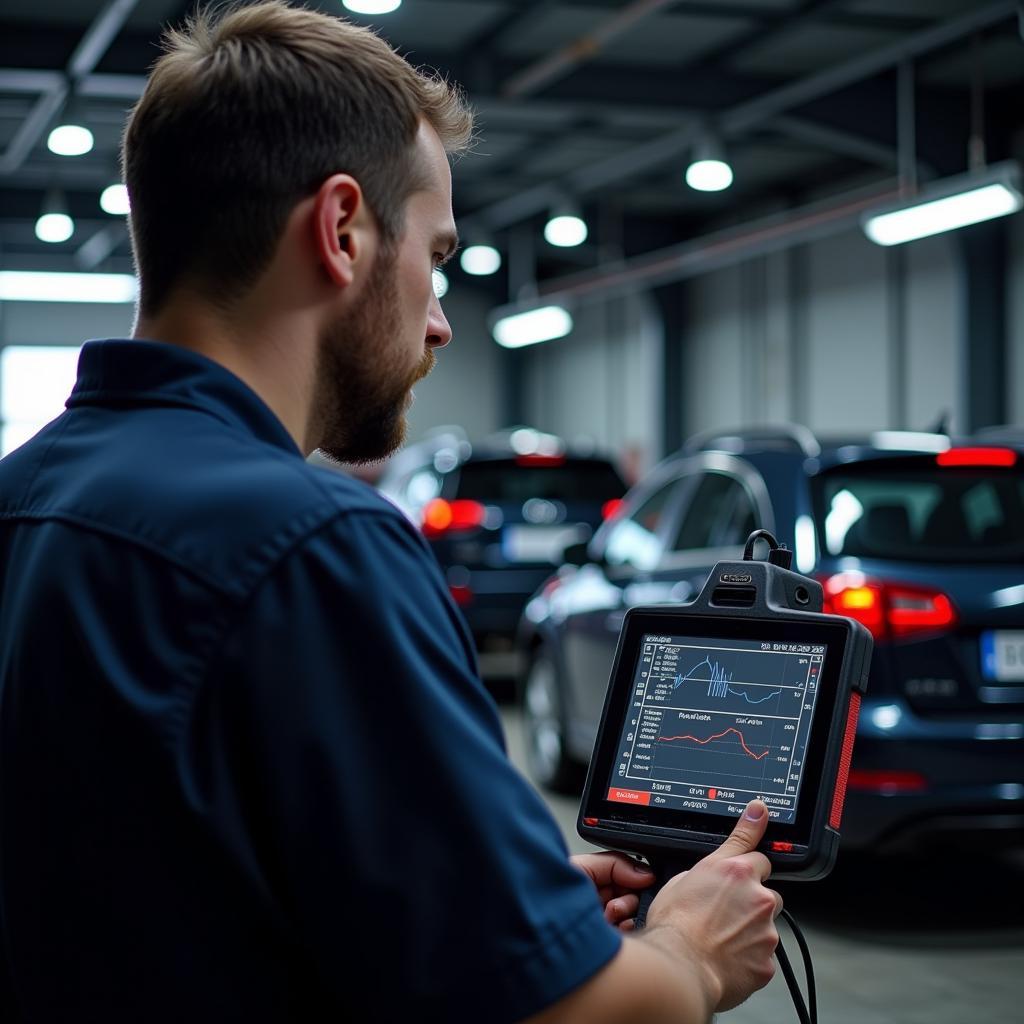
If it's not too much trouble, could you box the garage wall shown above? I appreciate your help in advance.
[680,227,963,440]
[0,300,135,347]
[0,282,505,448]
[404,282,503,443]
[519,291,663,479]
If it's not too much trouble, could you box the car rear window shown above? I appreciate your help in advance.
[454,459,625,504]
[812,461,1024,563]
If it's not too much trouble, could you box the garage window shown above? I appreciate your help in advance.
[0,345,82,457]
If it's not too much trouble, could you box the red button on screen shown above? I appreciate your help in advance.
[607,788,651,806]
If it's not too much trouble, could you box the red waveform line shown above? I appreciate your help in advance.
[658,726,770,761]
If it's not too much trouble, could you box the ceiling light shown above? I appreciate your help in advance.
[862,161,1023,246]
[100,183,130,216]
[35,192,73,244]
[686,134,733,192]
[47,123,94,157]
[342,0,402,13]
[0,271,138,303]
[492,305,573,349]
[432,268,449,298]
[35,213,74,244]
[544,207,588,248]
[460,244,501,276]
[686,158,733,192]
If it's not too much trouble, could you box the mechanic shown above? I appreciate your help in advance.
[0,3,781,1021]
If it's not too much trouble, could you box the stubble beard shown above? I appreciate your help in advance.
[313,250,436,465]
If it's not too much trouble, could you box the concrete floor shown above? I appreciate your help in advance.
[500,705,1024,1024]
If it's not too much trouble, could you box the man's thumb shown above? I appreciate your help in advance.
[708,800,769,859]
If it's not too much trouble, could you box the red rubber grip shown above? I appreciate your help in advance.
[829,692,861,830]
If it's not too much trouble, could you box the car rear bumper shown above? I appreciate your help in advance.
[838,705,1024,849]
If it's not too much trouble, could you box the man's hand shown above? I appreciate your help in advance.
[645,800,782,1012]
[571,851,655,931]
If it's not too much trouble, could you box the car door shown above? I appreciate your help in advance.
[560,470,689,745]
[655,464,768,592]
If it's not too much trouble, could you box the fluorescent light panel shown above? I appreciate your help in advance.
[0,271,138,303]
[863,162,1024,246]
[492,305,573,349]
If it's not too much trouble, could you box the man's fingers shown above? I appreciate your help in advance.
[607,854,656,890]
[705,799,769,861]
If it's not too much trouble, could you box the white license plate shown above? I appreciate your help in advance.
[981,631,1024,682]
[502,525,581,564]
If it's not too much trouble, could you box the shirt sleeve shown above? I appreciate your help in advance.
[187,507,621,1023]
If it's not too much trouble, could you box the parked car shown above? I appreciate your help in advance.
[378,427,627,678]
[517,425,1024,852]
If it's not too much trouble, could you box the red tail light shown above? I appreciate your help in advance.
[601,498,624,520]
[847,770,927,794]
[422,499,486,538]
[448,584,474,606]
[819,573,957,642]
[936,447,1017,468]
[515,454,566,467]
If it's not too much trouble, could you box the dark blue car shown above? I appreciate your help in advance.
[517,426,1024,851]
[378,427,626,678]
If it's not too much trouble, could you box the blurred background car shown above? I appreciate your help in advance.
[516,425,1024,854]
[377,426,626,684]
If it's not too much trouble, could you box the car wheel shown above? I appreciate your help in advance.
[522,648,585,794]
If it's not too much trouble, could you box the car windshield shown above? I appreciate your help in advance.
[812,460,1024,563]
[455,459,625,503]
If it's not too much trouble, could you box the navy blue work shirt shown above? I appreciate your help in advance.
[0,339,620,1023]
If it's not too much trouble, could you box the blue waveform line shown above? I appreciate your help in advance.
[673,656,782,705]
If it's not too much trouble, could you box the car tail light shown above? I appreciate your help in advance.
[448,584,474,606]
[819,573,957,642]
[515,454,566,467]
[601,498,624,520]
[936,447,1017,468]
[422,498,486,538]
[847,770,927,794]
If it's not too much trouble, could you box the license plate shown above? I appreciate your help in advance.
[502,525,581,564]
[980,631,1024,682]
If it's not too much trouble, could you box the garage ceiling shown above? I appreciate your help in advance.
[1,0,1022,287]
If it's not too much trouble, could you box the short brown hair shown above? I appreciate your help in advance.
[123,0,472,316]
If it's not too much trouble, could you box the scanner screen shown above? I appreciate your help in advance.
[605,634,827,825]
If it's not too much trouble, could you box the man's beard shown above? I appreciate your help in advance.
[312,254,436,465]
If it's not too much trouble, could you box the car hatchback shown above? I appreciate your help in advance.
[517,427,1024,853]
[378,427,626,677]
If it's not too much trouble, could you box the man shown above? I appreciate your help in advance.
[0,3,781,1021]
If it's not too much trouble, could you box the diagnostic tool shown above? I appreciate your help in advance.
[578,531,872,882]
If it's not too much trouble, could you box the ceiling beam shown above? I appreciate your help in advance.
[0,0,140,174]
[462,0,1018,233]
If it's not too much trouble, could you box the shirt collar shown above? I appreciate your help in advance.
[67,339,301,456]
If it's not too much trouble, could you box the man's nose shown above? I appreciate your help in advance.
[427,292,452,349]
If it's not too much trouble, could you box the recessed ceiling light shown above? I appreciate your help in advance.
[342,0,402,13]
[100,183,130,216]
[544,213,587,248]
[460,244,501,276]
[47,124,94,157]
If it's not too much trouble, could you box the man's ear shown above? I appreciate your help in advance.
[311,174,373,289]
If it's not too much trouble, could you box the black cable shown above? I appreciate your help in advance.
[742,529,780,560]
[780,907,817,1024]
[636,880,817,1024]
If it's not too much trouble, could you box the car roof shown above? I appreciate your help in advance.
[671,425,1024,474]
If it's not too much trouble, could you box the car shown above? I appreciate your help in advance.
[516,425,1024,853]
[377,426,627,679]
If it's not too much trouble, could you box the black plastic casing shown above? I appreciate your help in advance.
[577,559,872,881]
